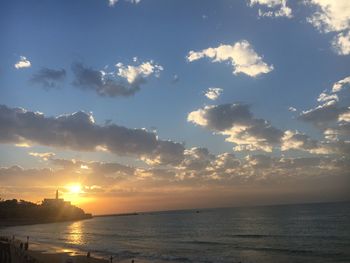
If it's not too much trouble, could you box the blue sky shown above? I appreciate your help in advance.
[0,0,349,213]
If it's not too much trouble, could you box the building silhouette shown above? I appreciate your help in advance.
[42,189,71,207]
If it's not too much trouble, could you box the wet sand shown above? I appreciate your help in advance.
[7,238,164,263]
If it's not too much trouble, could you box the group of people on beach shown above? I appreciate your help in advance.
[0,235,38,263]
[0,235,35,263]
[0,236,12,263]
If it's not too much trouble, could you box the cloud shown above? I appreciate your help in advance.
[332,31,350,55]
[179,147,215,171]
[305,0,350,55]
[49,158,136,179]
[297,76,350,156]
[281,130,326,153]
[339,109,350,122]
[72,61,162,97]
[332,75,350,92]
[188,104,283,152]
[30,68,66,89]
[171,74,179,84]
[317,92,339,102]
[0,104,184,165]
[109,0,118,5]
[288,106,297,112]
[299,76,350,127]
[187,103,346,155]
[249,0,292,18]
[1,153,349,203]
[29,152,56,161]
[299,100,346,127]
[116,61,163,84]
[14,56,31,69]
[204,87,223,100]
[129,0,141,3]
[187,40,273,77]
[306,0,350,33]
[108,0,141,6]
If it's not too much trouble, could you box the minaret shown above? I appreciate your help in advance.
[56,189,58,200]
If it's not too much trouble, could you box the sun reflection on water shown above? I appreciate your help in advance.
[66,221,84,245]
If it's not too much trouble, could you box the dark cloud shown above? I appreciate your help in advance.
[298,101,347,127]
[0,104,184,165]
[204,104,253,130]
[180,147,215,171]
[299,77,350,129]
[72,63,140,97]
[71,61,163,97]
[188,103,284,152]
[30,68,66,89]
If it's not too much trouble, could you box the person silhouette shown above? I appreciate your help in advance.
[25,236,29,250]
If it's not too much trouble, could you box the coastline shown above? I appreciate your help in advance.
[2,236,165,263]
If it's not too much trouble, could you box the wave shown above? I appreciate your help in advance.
[183,240,227,246]
[226,234,350,240]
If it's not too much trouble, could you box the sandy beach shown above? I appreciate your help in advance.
[1,237,160,263]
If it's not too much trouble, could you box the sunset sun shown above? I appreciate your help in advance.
[67,184,82,195]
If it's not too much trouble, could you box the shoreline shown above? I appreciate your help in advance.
[2,236,165,263]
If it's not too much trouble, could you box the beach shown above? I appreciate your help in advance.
[1,236,160,263]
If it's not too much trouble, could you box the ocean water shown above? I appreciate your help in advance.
[1,202,350,263]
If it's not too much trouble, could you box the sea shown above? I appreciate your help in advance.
[1,202,350,263]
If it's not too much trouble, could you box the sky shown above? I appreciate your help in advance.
[0,0,350,215]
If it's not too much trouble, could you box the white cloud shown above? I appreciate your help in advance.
[116,61,163,84]
[187,106,210,127]
[249,0,292,18]
[205,87,223,100]
[306,0,350,33]
[281,130,323,153]
[187,40,273,77]
[108,0,141,6]
[109,0,118,6]
[332,75,350,92]
[288,106,297,112]
[29,152,56,161]
[14,56,31,69]
[339,109,350,122]
[332,31,350,55]
[305,0,350,55]
[317,92,339,102]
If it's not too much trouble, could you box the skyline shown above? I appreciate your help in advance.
[1,0,350,214]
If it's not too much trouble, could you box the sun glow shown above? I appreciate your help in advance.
[63,184,91,205]
[68,184,82,194]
